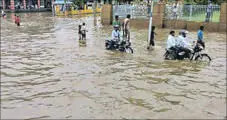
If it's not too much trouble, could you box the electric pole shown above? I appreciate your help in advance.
[147,0,154,48]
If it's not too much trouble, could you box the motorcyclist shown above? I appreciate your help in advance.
[112,25,120,42]
[177,30,192,58]
[166,31,177,51]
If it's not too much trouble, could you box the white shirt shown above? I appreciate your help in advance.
[207,3,212,13]
[173,6,178,13]
[166,35,176,49]
[112,30,120,40]
[177,35,190,48]
[176,35,184,46]
[81,25,86,31]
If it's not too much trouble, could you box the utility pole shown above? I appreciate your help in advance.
[94,0,97,14]
[52,0,55,16]
[64,0,66,14]
[147,0,154,48]
[93,0,97,26]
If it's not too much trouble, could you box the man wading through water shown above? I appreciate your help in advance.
[122,14,131,42]
[113,15,121,31]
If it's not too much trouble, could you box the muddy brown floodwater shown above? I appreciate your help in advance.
[1,12,226,119]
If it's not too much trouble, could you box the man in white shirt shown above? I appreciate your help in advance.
[112,25,120,41]
[177,30,191,47]
[166,31,177,50]
[177,30,191,58]
[81,23,87,40]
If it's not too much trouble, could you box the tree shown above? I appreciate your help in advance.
[72,0,82,6]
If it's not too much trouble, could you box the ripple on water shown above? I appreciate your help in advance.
[1,13,226,119]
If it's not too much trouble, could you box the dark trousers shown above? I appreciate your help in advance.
[205,12,212,22]
[78,32,82,40]
[149,39,155,46]
[197,40,205,49]
[169,46,177,51]
[179,47,191,58]
[81,31,86,40]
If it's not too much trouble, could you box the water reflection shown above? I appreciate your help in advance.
[1,12,226,119]
[79,40,87,47]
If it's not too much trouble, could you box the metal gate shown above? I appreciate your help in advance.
[164,4,220,22]
[113,5,149,19]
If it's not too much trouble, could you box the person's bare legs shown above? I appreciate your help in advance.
[127,30,130,42]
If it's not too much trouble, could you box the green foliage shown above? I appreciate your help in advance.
[72,0,81,6]
[185,0,226,5]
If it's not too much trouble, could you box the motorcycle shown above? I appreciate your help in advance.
[164,43,211,62]
[105,39,134,54]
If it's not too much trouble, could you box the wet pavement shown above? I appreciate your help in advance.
[1,12,226,119]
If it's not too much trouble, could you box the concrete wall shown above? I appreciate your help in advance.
[162,20,224,32]
[219,3,227,32]
[152,4,165,28]
[117,19,149,29]
[101,4,113,25]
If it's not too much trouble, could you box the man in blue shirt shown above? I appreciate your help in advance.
[197,26,205,49]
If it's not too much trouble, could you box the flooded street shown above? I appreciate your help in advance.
[1,12,226,119]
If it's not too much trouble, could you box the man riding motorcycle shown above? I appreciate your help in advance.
[107,25,121,48]
[176,30,192,58]
[166,31,177,51]
[112,25,120,42]
[105,24,133,53]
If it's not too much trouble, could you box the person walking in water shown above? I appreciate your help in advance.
[15,15,20,26]
[78,24,82,40]
[14,14,17,24]
[122,14,131,42]
[113,15,121,31]
[147,26,157,49]
[197,26,205,49]
[81,23,87,40]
